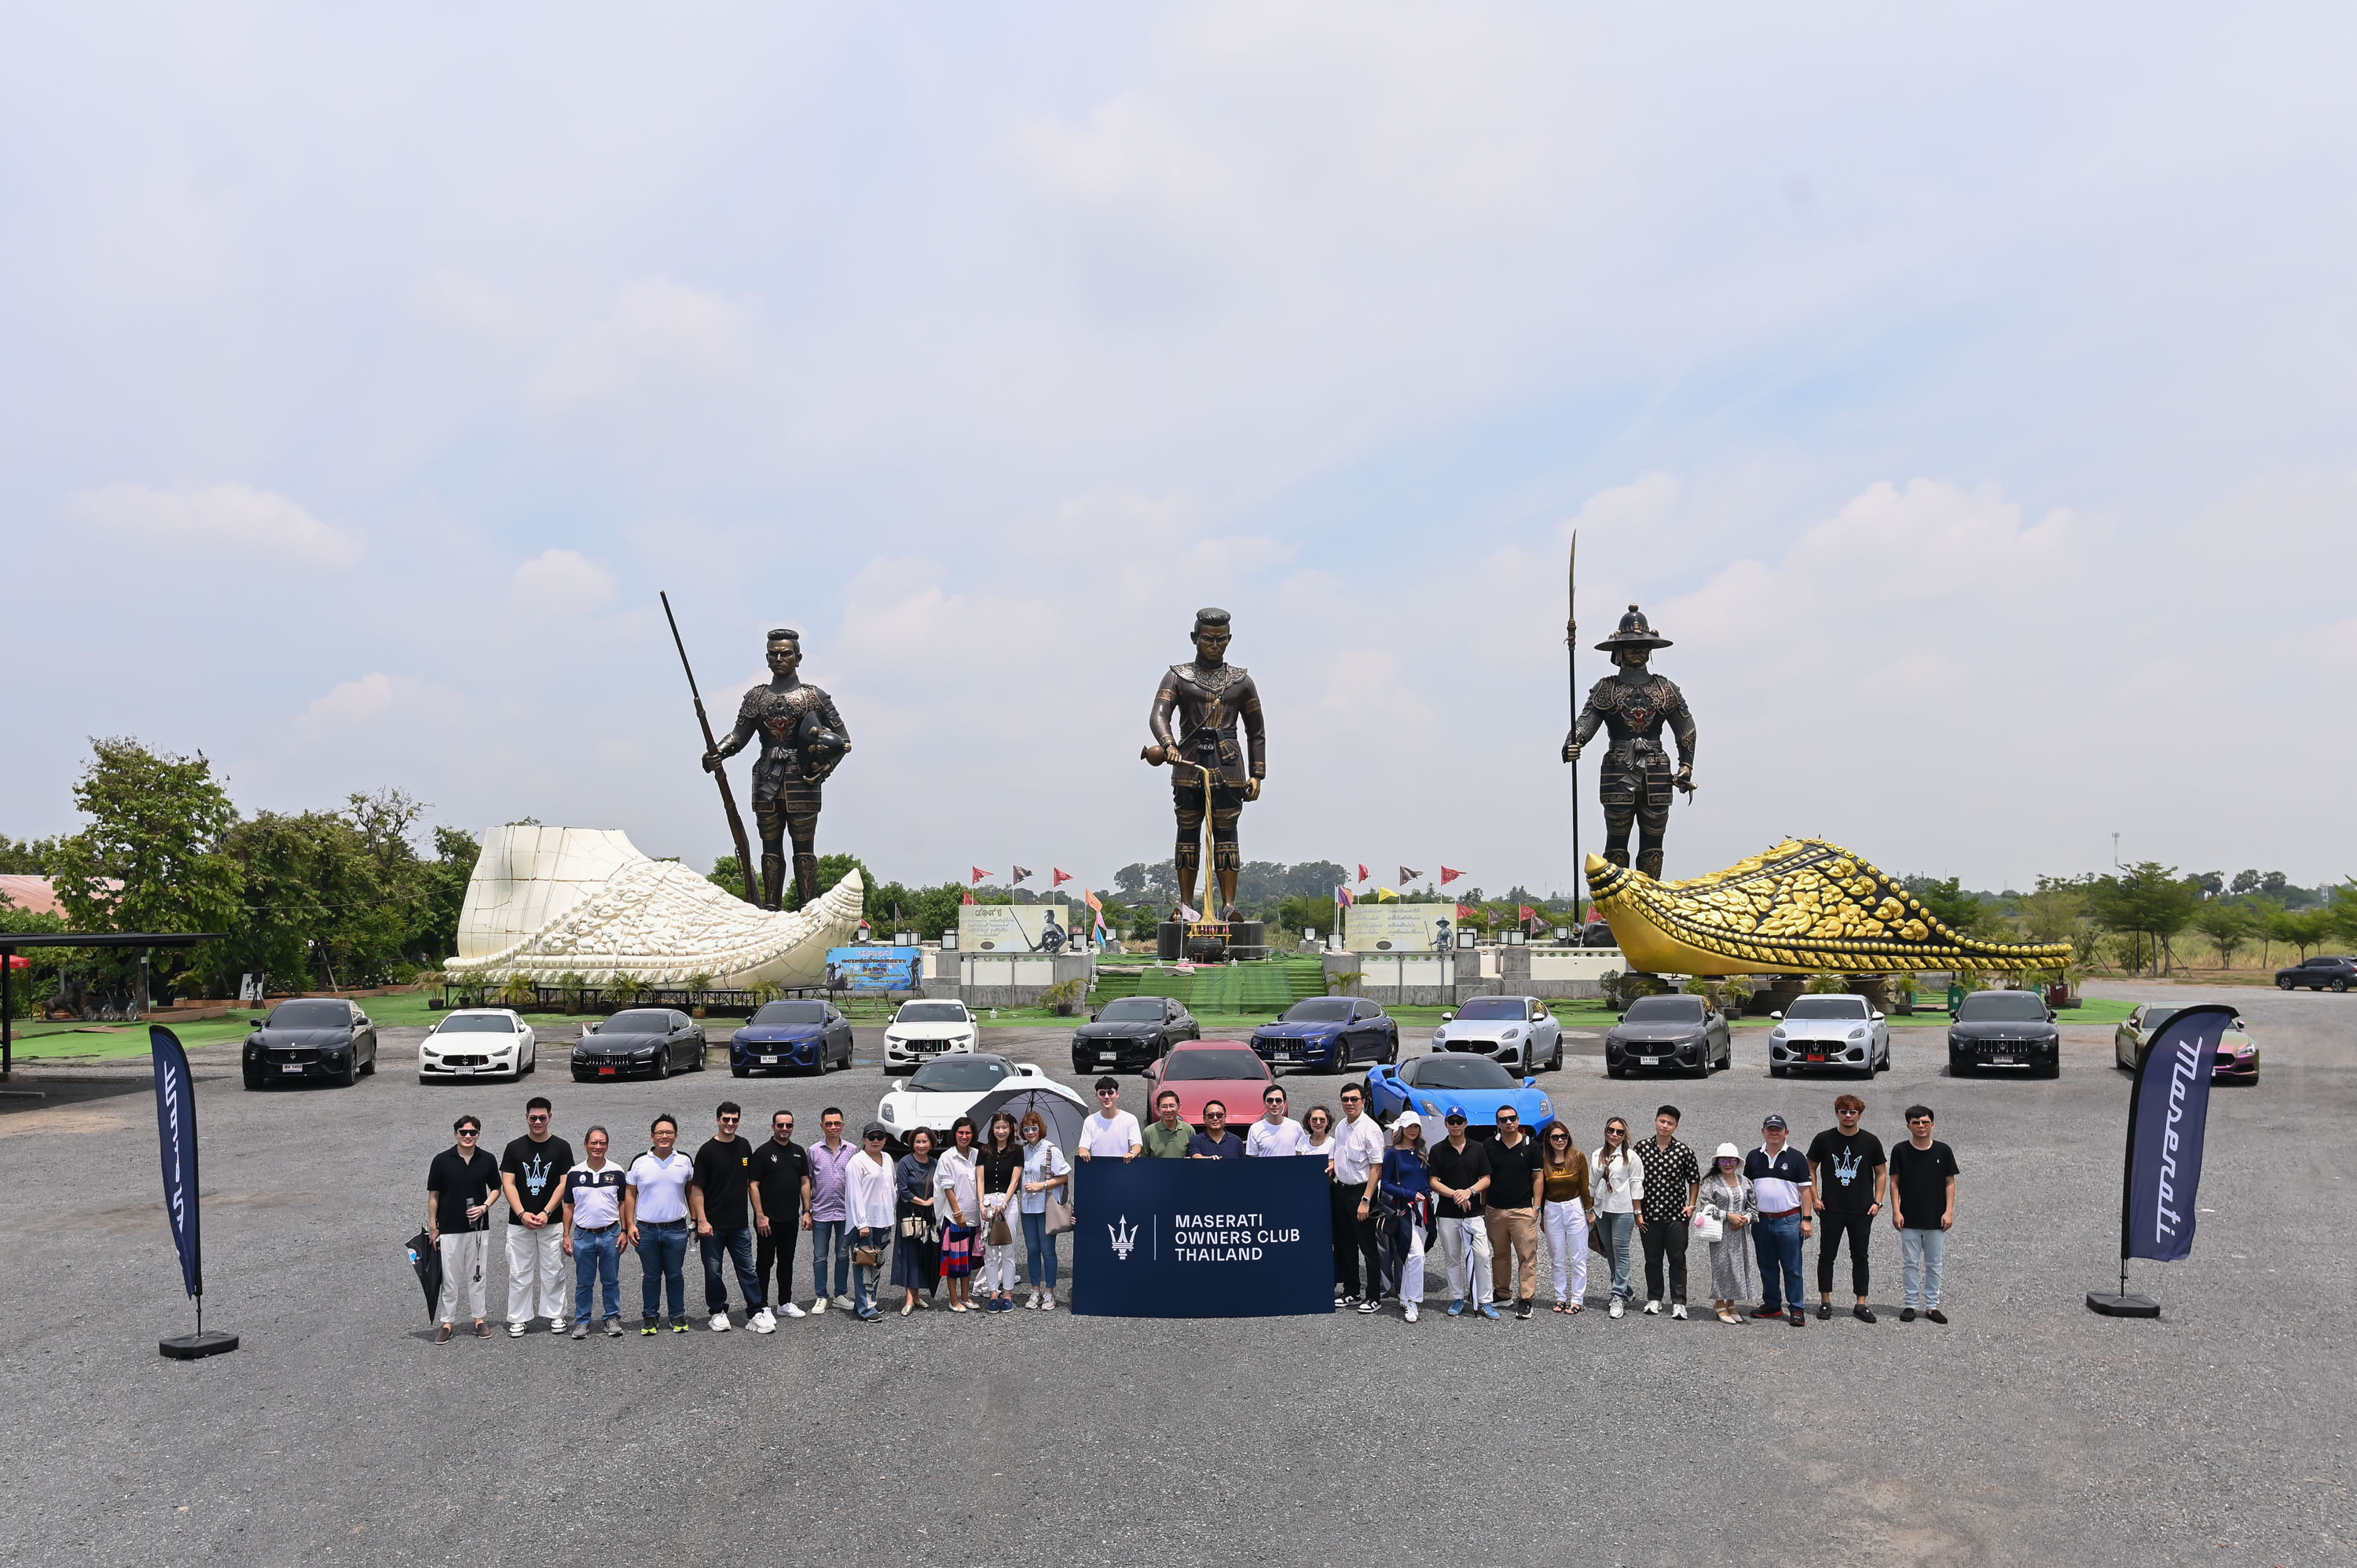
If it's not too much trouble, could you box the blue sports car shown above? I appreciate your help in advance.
[1249,997,1399,1075]
[730,998,855,1077]
[1364,1053,1551,1139]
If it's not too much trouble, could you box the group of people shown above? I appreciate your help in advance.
[421,1083,1959,1338]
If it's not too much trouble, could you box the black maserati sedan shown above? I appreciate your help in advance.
[1604,993,1732,1079]
[243,997,379,1090]
[572,1009,709,1082]
[1946,989,2061,1077]
[1072,995,1200,1073]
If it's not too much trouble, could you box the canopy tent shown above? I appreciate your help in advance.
[0,932,222,1075]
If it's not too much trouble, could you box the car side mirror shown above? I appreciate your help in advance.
[1089,1012,1100,1022]
[1769,1010,1783,1020]
[1870,1011,1885,1022]
[1523,1076,1538,1088]
[1439,1011,1454,1023]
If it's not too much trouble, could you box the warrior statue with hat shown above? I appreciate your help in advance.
[1560,604,1695,879]
[1142,607,1266,920]
[704,625,851,910]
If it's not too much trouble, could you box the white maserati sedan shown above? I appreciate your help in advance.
[875,1053,1087,1155]
[420,1007,538,1083]
[882,998,981,1074]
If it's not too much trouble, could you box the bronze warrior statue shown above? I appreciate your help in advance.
[1560,604,1695,880]
[1142,607,1266,920]
[704,626,850,910]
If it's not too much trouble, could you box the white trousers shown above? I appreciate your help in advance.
[1436,1216,1493,1305]
[981,1198,1019,1293]
[506,1222,568,1324]
[437,1231,488,1324]
[1397,1221,1427,1305]
[1544,1200,1590,1305]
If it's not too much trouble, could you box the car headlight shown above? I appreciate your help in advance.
[1770,1028,1785,1040]
[1538,1096,1552,1118]
[1420,1099,1441,1116]
[1848,1028,1867,1041]
[1503,1028,1521,1040]
[881,1103,896,1123]
[1431,1029,1445,1043]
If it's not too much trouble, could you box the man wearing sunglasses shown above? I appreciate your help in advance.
[1332,1085,1387,1311]
[690,1102,766,1333]
[427,1115,502,1343]
[1076,1078,1143,1162]
[1245,1086,1307,1158]
[1187,1101,1244,1157]
[499,1097,574,1337]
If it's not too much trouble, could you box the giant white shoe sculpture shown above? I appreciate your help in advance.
[442,824,861,988]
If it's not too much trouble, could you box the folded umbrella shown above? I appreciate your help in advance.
[405,1229,442,1323]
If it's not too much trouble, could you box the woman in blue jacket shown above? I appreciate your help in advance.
[1379,1118,1434,1322]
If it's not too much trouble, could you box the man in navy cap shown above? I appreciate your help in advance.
[1745,1114,1814,1325]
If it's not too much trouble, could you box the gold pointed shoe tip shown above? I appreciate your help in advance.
[1582,838,2073,976]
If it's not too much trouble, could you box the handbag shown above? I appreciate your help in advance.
[987,1211,1013,1247]
[1588,1215,1610,1257]
[1042,1192,1075,1236]
[852,1240,882,1269]
[898,1213,933,1241]
[1692,1204,1724,1244]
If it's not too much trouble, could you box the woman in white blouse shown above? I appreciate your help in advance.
[934,1116,982,1313]
[845,1123,899,1323]
[1593,1117,1642,1319]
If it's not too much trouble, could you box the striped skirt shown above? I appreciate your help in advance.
[940,1224,977,1278]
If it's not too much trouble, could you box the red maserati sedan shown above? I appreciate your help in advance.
[1142,1040,1278,1129]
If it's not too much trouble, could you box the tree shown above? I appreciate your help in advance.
[0,833,64,874]
[2244,895,2286,966]
[2190,900,2252,969]
[2088,863,2200,975]
[2281,909,2332,962]
[1905,876,1989,935]
[47,738,241,990]
[2017,876,2091,950]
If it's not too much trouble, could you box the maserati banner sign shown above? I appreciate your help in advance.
[2122,1002,2232,1263]
[1071,1157,1334,1317]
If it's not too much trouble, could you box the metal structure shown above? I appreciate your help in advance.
[0,932,222,1076]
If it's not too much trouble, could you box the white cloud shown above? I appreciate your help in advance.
[512,548,616,613]
[530,276,753,414]
[68,482,363,570]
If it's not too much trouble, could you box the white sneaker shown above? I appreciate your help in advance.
[750,1310,775,1334]
[1671,1302,1688,1321]
[507,1321,526,1338]
[1642,1299,1662,1316]
[1039,1294,1055,1312]
[708,1311,731,1332]
[833,1294,856,1313]
[808,1296,827,1314]
[1025,1290,1041,1310]
[779,1301,807,1319]
[1609,1299,1626,1319]
[1403,1302,1419,1323]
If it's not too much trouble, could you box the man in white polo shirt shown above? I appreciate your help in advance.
[1330,1083,1387,1311]
[621,1115,695,1335]
[563,1125,628,1338]
[1744,1112,1815,1327]
[1246,1085,1307,1157]
[1074,1078,1142,1162]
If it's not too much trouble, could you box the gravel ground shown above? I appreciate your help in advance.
[0,983,2348,1567]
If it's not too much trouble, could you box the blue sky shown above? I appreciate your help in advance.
[5,2,2353,896]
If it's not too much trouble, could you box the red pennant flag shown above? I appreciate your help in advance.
[1439,866,1464,886]
[1518,904,1538,921]
[962,890,977,905]
[1051,868,1072,887]
[971,867,988,885]
[1456,903,1478,919]
[1357,864,1369,883]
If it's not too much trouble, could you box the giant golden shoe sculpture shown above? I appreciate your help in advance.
[1586,839,2071,976]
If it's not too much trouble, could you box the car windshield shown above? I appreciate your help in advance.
[751,1002,827,1025]
[1957,991,2045,1021]
[607,1009,673,1031]
[436,1013,515,1034]
[897,1002,968,1023]
[269,1000,350,1028]
[1785,996,1868,1020]
[1622,996,1705,1022]
[1164,1049,1267,1082]
[2138,1006,2181,1033]
[907,1057,1012,1092]
[1281,999,1353,1022]
[1099,998,1165,1021]
[1454,998,1525,1021]
[1407,1057,1517,1090]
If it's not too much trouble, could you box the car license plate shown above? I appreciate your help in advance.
[1807,1053,1826,1063]
[598,1067,617,1076]
[1642,1056,1661,1066]
[280,1063,302,1073]
[761,1055,779,1064]
[1098,1053,1116,1063]
[455,1066,475,1075]
[1992,1056,2015,1065]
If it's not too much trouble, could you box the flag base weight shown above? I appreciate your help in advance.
[159,1330,240,1360]
[2084,1291,2160,1318]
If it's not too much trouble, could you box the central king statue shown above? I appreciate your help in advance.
[704,625,851,910]
[1142,606,1266,921]
[1560,603,1695,880]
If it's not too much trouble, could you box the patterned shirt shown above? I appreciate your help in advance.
[1636,1137,1701,1224]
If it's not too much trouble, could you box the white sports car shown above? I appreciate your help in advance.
[420,1007,538,1082]
[875,1053,1086,1154]
[1768,994,1890,1079]
[1430,995,1563,1074]
[883,998,980,1073]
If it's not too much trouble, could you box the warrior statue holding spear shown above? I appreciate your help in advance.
[1560,604,1696,881]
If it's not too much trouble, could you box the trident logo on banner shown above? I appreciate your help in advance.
[1109,1215,1138,1262]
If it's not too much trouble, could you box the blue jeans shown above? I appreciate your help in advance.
[636,1220,689,1320]
[852,1226,887,1317]
[700,1225,761,1315]
[809,1218,849,1299]
[1752,1213,1805,1311]
[573,1226,622,1325]
[1900,1227,1947,1307]
[1021,1209,1058,1289]
[1596,1211,1637,1300]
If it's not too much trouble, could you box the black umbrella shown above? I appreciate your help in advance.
[966,1083,1086,1158]
[405,1229,442,1322]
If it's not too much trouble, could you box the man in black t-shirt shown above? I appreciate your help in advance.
[499,1097,576,1337]
[1427,1111,1497,1319]
[1889,1105,1961,1323]
[691,1102,764,1332]
[1483,1109,1545,1317]
[1806,1094,1886,1323]
[426,1115,502,1342]
[748,1110,811,1323]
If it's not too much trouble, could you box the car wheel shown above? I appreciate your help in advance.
[2336,979,2350,993]
[2040,1057,2062,1079]
[2278,977,2294,990]
[1550,1041,1563,1072]
[336,1057,358,1087]
[361,1053,376,1077]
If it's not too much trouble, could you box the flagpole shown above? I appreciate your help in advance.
[1565,533,1582,934]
